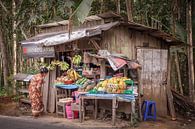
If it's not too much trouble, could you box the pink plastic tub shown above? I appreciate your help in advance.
[65,105,79,119]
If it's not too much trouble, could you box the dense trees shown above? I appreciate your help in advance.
[0,0,194,100]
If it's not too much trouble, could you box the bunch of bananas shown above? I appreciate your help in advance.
[47,60,69,71]
[67,69,81,81]
[59,62,69,71]
[72,55,82,66]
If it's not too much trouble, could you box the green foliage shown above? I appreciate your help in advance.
[133,0,171,27]
[0,88,7,97]
[176,22,187,42]
[72,0,94,25]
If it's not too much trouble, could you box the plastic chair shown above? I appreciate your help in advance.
[142,100,157,121]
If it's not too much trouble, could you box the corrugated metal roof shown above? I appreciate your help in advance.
[21,21,184,47]
[21,22,120,46]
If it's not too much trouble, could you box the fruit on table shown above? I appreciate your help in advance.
[78,80,96,92]
[54,76,70,84]
[67,69,81,81]
[93,77,130,94]
[75,77,88,85]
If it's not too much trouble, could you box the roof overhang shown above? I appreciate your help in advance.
[122,22,184,45]
[21,21,120,47]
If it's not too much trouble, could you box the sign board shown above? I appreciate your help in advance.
[22,45,55,58]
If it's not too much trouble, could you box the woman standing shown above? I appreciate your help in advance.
[29,67,48,117]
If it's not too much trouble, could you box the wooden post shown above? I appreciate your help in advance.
[100,60,106,79]
[131,100,135,125]
[94,99,98,119]
[137,68,142,120]
[112,97,117,125]
[175,52,183,95]
[124,66,128,77]
[186,0,195,102]
[82,97,85,121]
[167,49,176,120]
[79,96,82,122]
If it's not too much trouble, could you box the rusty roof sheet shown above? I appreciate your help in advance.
[21,21,184,47]
[21,22,120,46]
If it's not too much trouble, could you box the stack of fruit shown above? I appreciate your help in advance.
[72,55,82,66]
[93,77,130,94]
[75,77,88,85]
[54,76,70,85]
[67,69,81,81]
[77,80,96,92]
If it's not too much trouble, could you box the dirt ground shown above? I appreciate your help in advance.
[0,102,195,129]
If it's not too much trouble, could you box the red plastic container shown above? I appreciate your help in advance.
[64,80,74,84]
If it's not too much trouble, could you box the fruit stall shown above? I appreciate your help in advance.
[51,49,141,125]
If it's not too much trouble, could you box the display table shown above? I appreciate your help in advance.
[79,93,137,125]
[55,84,79,97]
[55,84,79,117]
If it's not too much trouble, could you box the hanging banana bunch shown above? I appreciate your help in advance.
[59,62,69,71]
[72,55,82,66]
[47,60,69,71]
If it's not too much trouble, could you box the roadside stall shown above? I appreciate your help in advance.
[19,12,183,125]
[51,49,140,125]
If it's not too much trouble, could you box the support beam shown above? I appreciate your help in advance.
[167,49,176,120]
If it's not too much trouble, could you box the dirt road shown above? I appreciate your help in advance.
[0,115,116,129]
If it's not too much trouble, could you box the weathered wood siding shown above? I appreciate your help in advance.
[101,26,169,116]
[101,26,168,59]
[137,48,168,117]
[37,20,103,35]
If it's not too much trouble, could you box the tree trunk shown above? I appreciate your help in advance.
[12,0,17,94]
[100,0,104,14]
[125,0,133,22]
[0,30,9,89]
[186,0,195,102]
[116,0,120,14]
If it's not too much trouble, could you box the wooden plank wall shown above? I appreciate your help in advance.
[38,20,103,35]
[101,27,169,116]
[47,69,56,113]
[101,26,167,59]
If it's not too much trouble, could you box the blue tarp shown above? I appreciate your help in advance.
[55,84,79,90]
[83,93,136,101]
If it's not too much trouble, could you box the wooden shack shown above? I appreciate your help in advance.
[21,12,183,117]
